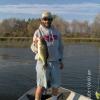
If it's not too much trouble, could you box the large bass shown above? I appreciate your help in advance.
[37,38,49,68]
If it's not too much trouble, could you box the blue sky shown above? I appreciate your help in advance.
[0,0,100,23]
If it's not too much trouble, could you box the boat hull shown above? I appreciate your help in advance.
[18,87,92,100]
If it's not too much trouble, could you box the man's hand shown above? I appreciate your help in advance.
[59,62,64,69]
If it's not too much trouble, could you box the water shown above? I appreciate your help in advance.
[0,43,99,100]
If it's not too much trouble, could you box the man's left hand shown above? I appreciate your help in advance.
[59,62,64,69]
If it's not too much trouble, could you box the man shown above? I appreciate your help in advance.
[31,11,64,100]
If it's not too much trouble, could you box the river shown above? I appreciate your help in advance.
[0,43,99,100]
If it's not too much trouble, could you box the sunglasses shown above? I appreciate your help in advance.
[42,17,53,21]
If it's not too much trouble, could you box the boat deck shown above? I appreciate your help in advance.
[18,87,92,100]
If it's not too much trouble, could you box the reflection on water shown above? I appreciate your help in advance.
[0,44,99,100]
[0,54,10,60]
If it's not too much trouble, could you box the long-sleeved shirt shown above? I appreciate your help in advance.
[31,24,63,62]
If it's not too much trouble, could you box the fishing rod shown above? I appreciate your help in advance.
[95,47,100,100]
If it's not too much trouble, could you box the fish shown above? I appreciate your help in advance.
[37,38,49,68]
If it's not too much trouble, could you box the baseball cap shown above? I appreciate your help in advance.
[41,11,53,19]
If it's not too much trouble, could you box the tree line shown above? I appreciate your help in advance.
[0,14,100,38]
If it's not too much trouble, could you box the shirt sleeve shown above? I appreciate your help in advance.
[30,30,39,53]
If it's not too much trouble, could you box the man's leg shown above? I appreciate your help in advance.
[35,61,47,100]
[50,62,61,100]
[35,86,44,100]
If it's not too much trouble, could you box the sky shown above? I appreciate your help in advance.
[0,0,100,23]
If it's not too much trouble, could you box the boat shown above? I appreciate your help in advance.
[18,87,92,100]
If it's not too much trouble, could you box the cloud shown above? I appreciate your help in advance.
[0,3,100,14]
[0,3,100,21]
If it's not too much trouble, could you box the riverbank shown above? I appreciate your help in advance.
[63,37,100,43]
[0,37,100,47]
[0,37,32,48]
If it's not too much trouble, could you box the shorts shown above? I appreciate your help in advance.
[36,60,61,88]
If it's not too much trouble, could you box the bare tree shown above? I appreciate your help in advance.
[91,14,100,37]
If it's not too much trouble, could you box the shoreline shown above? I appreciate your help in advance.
[0,37,100,48]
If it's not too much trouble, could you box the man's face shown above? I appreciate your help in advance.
[41,17,53,28]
